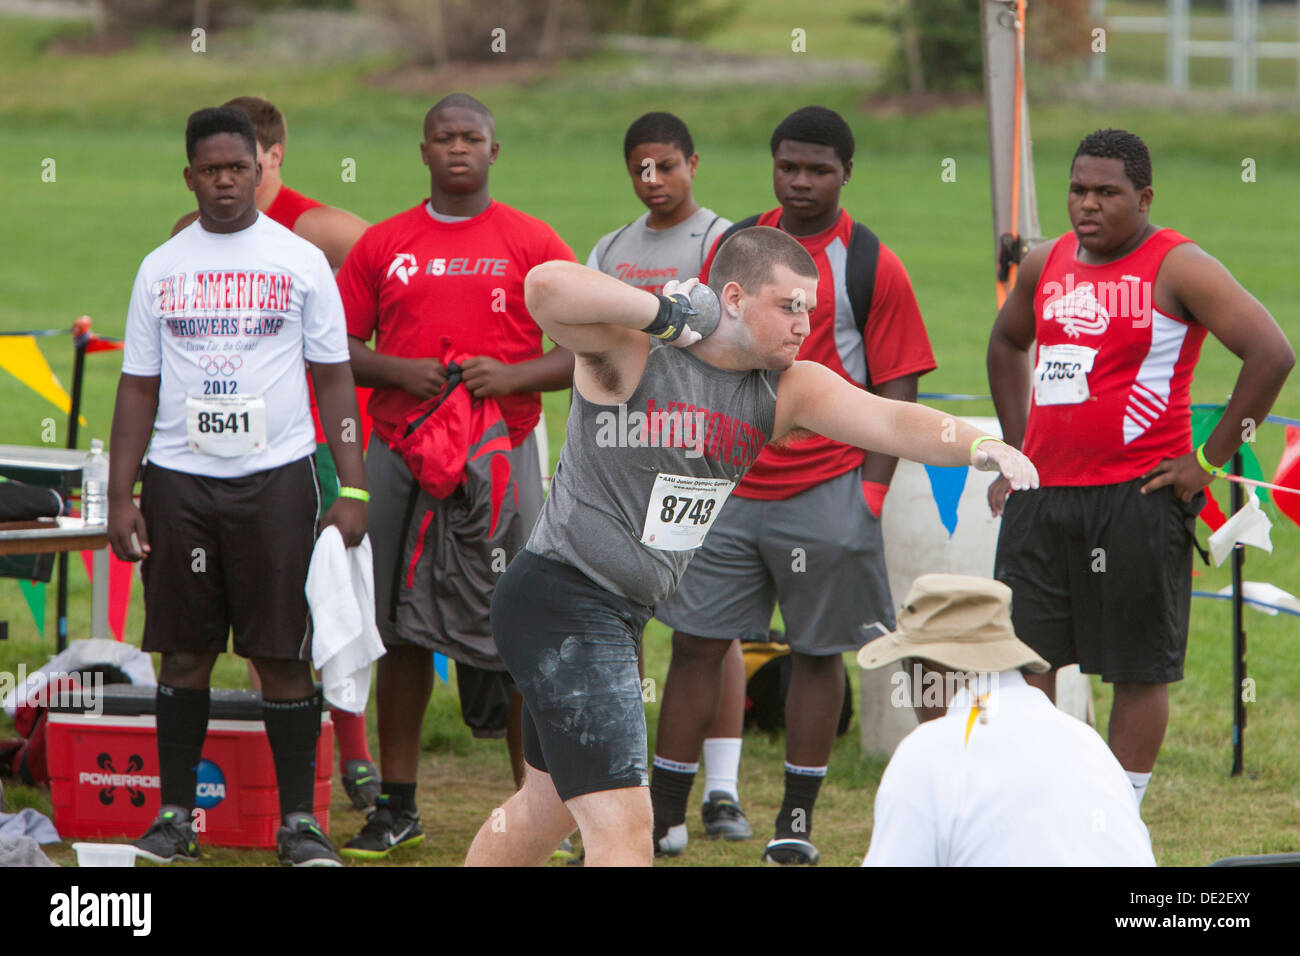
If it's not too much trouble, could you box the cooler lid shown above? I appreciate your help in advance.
[48,683,321,719]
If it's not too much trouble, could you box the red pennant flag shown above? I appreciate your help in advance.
[78,549,134,641]
[1200,485,1227,532]
[1273,425,1300,530]
[86,336,125,353]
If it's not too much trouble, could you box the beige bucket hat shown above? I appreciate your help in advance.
[856,574,1050,674]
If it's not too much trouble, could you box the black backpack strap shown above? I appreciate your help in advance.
[697,214,721,264]
[845,221,881,392]
[710,214,762,264]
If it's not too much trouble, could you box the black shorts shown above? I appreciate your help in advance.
[994,480,1202,684]
[139,457,320,661]
[492,549,652,802]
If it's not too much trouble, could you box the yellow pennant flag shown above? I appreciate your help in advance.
[0,335,86,425]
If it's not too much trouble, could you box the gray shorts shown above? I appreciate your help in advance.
[366,433,543,667]
[654,467,895,656]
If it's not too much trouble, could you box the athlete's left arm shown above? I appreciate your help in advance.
[775,361,1039,489]
[295,206,370,272]
[1139,244,1295,500]
[461,345,576,398]
[310,361,368,547]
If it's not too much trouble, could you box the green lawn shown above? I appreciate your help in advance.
[1,12,1298,866]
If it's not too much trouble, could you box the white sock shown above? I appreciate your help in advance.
[702,737,742,802]
[1126,770,1152,807]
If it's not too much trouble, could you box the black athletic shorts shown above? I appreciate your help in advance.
[994,480,1203,684]
[492,549,652,802]
[455,661,517,740]
[139,457,320,661]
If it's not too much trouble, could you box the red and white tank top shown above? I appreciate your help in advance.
[1022,228,1206,486]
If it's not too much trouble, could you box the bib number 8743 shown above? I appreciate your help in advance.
[659,495,716,525]
[196,411,252,434]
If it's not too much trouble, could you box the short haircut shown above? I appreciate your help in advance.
[185,106,257,163]
[710,226,818,298]
[770,105,855,165]
[1073,128,1152,190]
[623,111,694,161]
[425,93,494,137]
[222,96,285,150]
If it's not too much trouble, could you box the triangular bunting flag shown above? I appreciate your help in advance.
[18,580,45,636]
[79,549,134,640]
[1272,425,1300,530]
[1191,405,1268,528]
[922,464,969,538]
[0,335,87,425]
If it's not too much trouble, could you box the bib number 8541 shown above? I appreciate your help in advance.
[196,411,252,434]
[659,495,716,525]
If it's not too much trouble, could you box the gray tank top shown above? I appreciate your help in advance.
[528,342,779,606]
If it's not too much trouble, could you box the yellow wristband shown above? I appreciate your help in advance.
[338,486,370,503]
[970,435,1002,460]
[1195,444,1226,479]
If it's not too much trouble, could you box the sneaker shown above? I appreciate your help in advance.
[701,790,753,841]
[277,813,343,867]
[340,797,424,859]
[341,759,381,811]
[653,821,688,857]
[133,805,199,864]
[761,836,820,865]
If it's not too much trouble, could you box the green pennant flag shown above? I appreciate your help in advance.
[18,579,45,636]
[1191,405,1269,508]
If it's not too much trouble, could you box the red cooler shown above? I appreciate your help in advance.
[48,684,333,848]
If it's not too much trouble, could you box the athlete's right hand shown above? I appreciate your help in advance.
[401,357,448,398]
[987,474,1012,517]
[107,499,150,562]
[649,281,703,348]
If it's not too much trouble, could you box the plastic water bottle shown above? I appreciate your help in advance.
[82,439,108,526]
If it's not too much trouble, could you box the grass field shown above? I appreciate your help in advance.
[1,10,1299,867]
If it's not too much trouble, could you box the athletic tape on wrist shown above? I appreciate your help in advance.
[643,293,695,342]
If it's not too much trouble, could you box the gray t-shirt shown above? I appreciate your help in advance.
[527,342,779,606]
[586,207,731,294]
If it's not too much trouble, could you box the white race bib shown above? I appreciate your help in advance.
[640,474,735,552]
[186,394,268,457]
[1033,344,1097,406]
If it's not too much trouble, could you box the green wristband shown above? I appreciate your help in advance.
[338,486,370,503]
[1196,444,1226,479]
[970,435,1002,460]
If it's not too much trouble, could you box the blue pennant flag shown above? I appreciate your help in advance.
[923,464,969,538]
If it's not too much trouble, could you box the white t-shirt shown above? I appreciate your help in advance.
[122,214,350,478]
[863,670,1157,867]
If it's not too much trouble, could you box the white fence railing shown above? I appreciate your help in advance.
[1089,0,1300,95]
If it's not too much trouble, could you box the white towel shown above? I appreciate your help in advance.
[1208,495,1274,567]
[306,528,385,713]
